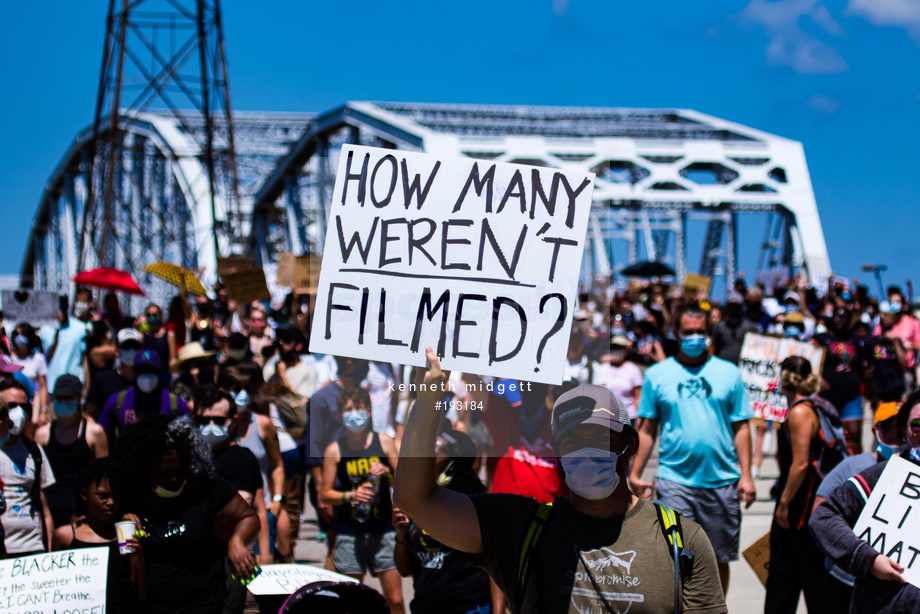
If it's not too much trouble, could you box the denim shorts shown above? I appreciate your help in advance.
[655,477,741,562]
[334,531,397,576]
[838,396,864,421]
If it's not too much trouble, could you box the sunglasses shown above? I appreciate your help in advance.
[909,420,920,432]
[7,402,30,411]
[193,415,230,426]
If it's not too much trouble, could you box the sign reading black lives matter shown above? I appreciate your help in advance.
[852,455,920,589]
[309,145,594,385]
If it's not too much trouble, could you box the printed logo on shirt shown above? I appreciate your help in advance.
[417,550,445,569]
[564,546,644,614]
[677,377,712,400]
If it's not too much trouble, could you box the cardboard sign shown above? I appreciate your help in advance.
[683,274,712,300]
[309,145,595,385]
[221,268,271,304]
[741,531,771,587]
[738,333,824,422]
[276,253,323,293]
[0,547,108,613]
[217,255,254,276]
[0,290,58,327]
[852,455,920,589]
[247,564,358,595]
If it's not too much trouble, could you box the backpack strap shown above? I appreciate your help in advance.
[654,501,694,614]
[516,502,553,594]
[113,389,131,439]
[22,437,47,551]
[165,390,178,414]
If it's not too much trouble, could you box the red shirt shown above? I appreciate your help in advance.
[481,392,566,503]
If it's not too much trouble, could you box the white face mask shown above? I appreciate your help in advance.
[232,389,250,410]
[8,407,27,436]
[200,423,231,448]
[560,447,621,500]
[137,374,159,393]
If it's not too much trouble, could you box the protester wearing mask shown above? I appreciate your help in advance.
[593,335,643,424]
[711,294,760,366]
[97,350,191,447]
[244,305,273,368]
[10,327,48,427]
[0,378,56,556]
[307,356,370,569]
[115,414,260,614]
[809,402,908,613]
[395,361,726,613]
[320,386,403,613]
[194,387,271,614]
[392,429,497,614]
[223,332,251,366]
[86,328,142,420]
[141,304,174,386]
[44,287,93,394]
[170,342,217,409]
[860,305,909,407]
[630,304,756,595]
[34,374,108,527]
[810,392,920,613]
[876,289,920,389]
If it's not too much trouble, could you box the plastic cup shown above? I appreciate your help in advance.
[115,520,137,555]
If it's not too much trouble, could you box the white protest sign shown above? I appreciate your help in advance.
[1,290,58,327]
[738,333,824,422]
[852,455,920,589]
[309,145,595,385]
[247,564,358,595]
[0,547,109,613]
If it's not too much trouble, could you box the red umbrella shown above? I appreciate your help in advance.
[72,267,146,296]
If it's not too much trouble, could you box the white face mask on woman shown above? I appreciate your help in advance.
[137,374,159,393]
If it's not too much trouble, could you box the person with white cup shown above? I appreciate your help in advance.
[52,457,147,612]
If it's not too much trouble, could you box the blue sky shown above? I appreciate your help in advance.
[2,1,918,296]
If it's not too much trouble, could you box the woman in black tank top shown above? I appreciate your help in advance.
[34,374,109,527]
[51,458,147,613]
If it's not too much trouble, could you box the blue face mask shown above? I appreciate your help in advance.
[342,410,369,433]
[680,334,708,358]
[890,302,902,313]
[841,292,852,301]
[876,442,908,460]
[784,326,804,339]
[55,399,78,419]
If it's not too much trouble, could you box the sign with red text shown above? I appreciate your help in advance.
[738,333,824,422]
[0,547,108,613]
[852,456,920,589]
[309,145,595,385]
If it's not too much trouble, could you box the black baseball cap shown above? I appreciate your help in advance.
[53,374,83,399]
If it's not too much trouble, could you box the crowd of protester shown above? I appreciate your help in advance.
[0,269,917,613]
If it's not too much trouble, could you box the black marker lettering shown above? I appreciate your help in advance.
[325,283,359,340]
[411,288,450,357]
[379,218,408,267]
[899,472,920,500]
[377,288,407,347]
[453,163,496,213]
[370,154,398,208]
[441,219,473,271]
[402,159,441,210]
[530,170,561,220]
[558,174,592,229]
[358,287,369,345]
[541,236,580,282]
[408,218,437,266]
[453,294,487,358]
[337,216,379,265]
[489,296,527,365]
[477,219,527,280]
[341,150,369,207]
[497,169,527,214]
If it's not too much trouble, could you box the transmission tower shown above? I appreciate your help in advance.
[79,0,240,274]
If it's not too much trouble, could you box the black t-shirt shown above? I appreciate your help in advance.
[812,333,861,410]
[407,520,491,613]
[87,369,134,411]
[334,432,392,534]
[134,476,237,614]
[213,446,262,502]
[712,319,759,366]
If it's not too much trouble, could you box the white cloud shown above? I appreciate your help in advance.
[847,0,920,42]
[552,0,569,18]
[807,94,842,113]
[740,0,849,73]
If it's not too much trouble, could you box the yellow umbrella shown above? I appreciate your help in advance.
[142,262,208,296]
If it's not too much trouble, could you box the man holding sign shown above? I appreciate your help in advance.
[809,391,920,612]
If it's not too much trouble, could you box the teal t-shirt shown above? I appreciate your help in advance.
[638,356,752,488]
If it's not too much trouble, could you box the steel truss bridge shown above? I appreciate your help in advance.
[23,102,831,298]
